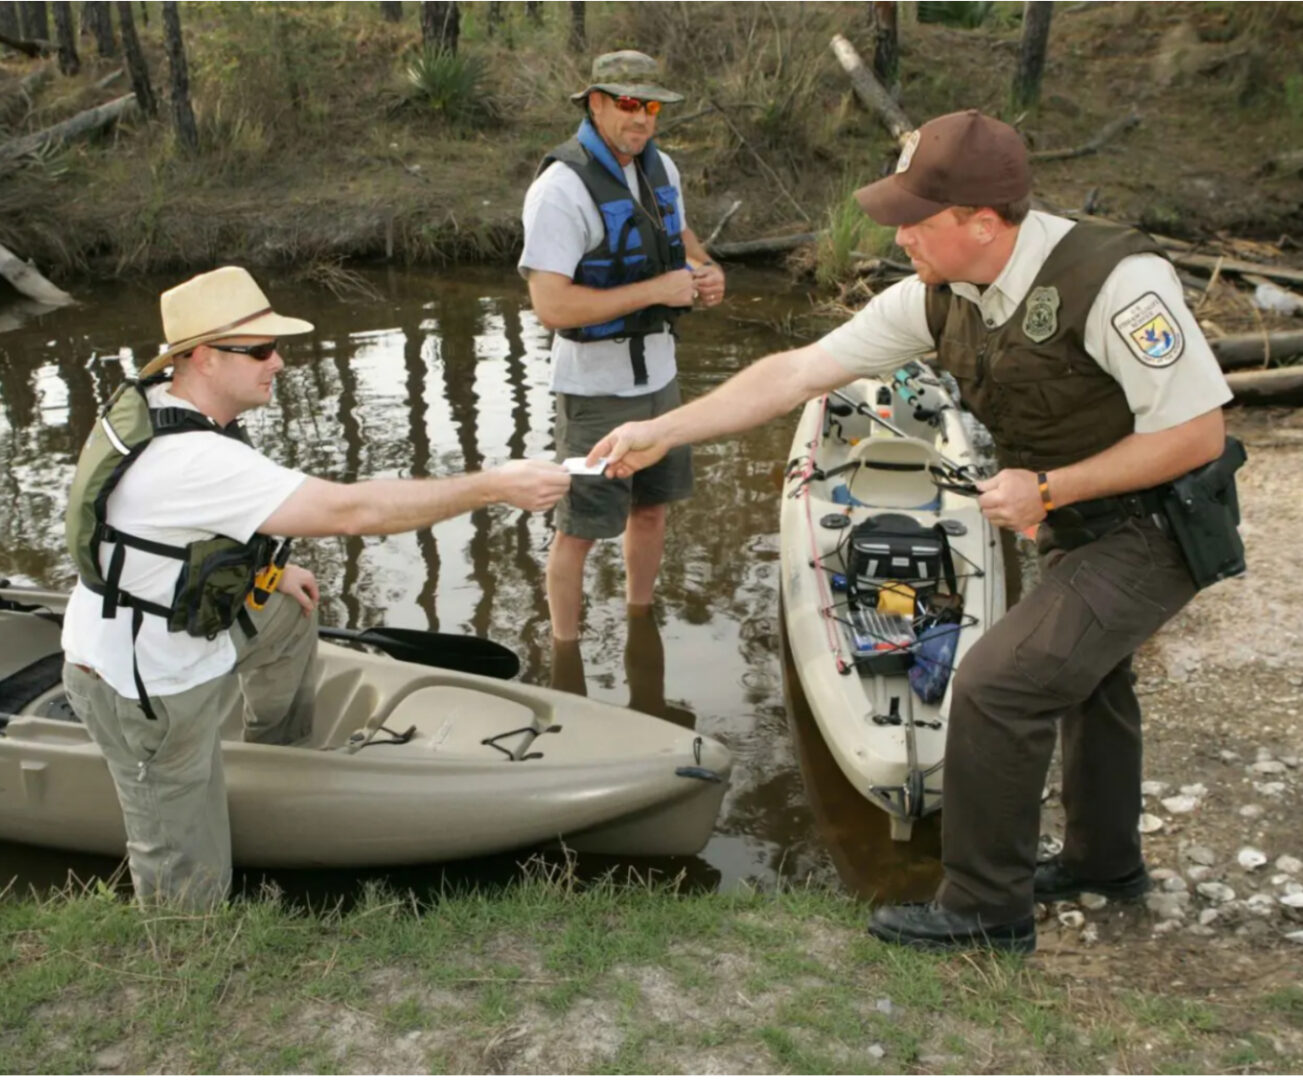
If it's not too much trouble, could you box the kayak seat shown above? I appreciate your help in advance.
[371,684,544,760]
[845,437,943,510]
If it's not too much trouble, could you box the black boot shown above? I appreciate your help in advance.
[867,901,1036,954]
[1033,857,1150,902]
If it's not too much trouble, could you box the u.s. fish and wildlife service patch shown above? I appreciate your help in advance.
[1022,286,1061,343]
[1112,292,1185,367]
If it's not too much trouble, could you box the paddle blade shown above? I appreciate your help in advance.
[317,625,521,680]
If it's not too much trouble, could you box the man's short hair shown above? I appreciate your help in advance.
[950,196,1031,227]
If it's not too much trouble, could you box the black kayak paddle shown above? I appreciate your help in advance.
[316,625,521,680]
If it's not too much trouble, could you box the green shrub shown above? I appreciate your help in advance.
[404,48,499,128]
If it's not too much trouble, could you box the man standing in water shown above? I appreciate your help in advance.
[62,266,569,910]
[518,50,725,644]
[587,110,1234,953]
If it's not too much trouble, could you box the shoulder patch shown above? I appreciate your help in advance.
[1111,292,1185,367]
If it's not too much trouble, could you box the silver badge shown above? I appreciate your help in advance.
[1022,286,1060,344]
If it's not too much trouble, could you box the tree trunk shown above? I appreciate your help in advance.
[0,3,19,38]
[486,0,502,37]
[568,0,584,52]
[868,2,898,90]
[160,1,197,151]
[1012,1,1053,109]
[378,1,401,21]
[0,241,74,305]
[51,0,76,74]
[137,0,145,24]
[21,1,47,40]
[525,0,541,26]
[83,1,114,55]
[115,0,154,116]
[420,0,458,53]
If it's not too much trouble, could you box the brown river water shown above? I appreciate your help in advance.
[0,266,940,907]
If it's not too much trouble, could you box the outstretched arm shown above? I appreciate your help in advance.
[589,342,855,477]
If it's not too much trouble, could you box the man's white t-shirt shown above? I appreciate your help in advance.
[62,385,308,699]
[817,211,1232,433]
[518,152,688,398]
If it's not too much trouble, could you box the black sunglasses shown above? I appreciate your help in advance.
[215,340,279,361]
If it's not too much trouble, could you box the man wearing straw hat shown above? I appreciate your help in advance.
[519,50,726,645]
[61,266,570,910]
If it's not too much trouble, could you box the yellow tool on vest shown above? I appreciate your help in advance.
[248,540,291,611]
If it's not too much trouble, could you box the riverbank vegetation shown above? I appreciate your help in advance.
[2,2,1301,280]
[3,864,1301,1074]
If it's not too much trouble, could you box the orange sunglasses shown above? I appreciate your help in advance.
[611,94,662,117]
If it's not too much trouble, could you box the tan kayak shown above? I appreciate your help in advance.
[0,585,731,867]
[779,368,1005,841]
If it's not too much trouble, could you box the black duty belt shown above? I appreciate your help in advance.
[1049,488,1166,529]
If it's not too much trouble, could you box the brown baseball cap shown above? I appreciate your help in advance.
[854,109,1031,226]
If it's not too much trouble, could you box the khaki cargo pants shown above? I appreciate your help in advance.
[937,517,1197,923]
[63,594,319,912]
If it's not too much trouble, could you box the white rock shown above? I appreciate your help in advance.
[1138,813,1164,834]
[1282,880,1303,897]
[1153,918,1182,934]
[1141,780,1169,797]
[1246,894,1277,917]
[1197,882,1236,903]
[1184,844,1217,866]
[1276,855,1303,875]
[1179,783,1208,797]
[868,1044,885,1060]
[1162,795,1200,814]
[1281,893,1303,910]
[1256,746,1274,762]
[1251,760,1288,775]
[1058,910,1086,929]
[1281,755,1299,769]
[1080,924,1100,945]
[1286,931,1303,944]
[1239,804,1265,819]
[1080,892,1109,911]
[1198,908,1221,926]
[1237,847,1268,871]
[1147,894,1187,919]
[1219,749,1240,763]
[875,998,894,1015]
[1163,876,1189,893]
[1188,866,1214,883]
[1151,867,1180,882]
[1254,781,1288,797]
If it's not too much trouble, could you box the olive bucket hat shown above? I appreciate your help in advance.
[569,50,684,106]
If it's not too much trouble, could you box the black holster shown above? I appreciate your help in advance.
[1158,436,1248,589]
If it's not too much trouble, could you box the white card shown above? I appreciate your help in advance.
[563,456,608,476]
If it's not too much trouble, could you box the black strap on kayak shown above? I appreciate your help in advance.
[480,724,561,761]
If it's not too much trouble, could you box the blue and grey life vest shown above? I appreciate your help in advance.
[538,118,687,385]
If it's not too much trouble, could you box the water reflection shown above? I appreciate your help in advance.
[0,266,939,905]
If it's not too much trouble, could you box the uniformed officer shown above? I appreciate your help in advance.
[585,110,1233,953]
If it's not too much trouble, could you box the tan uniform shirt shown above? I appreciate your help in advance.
[818,211,1232,434]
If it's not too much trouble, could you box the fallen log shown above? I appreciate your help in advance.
[829,33,914,146]
[1211,331,1303,370]
[1225,365,1303,407]
[707,232,819,259]
[0,30,53,57]
[1255,148,1303,178]
[1170,252,1303,288]
[0,92,136,164]
[0,242,74,306]
[1029,110,1142,162]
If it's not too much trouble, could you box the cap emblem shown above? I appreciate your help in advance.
[895,130,920,174]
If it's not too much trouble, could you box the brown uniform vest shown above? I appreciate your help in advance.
[923,221,1167,471]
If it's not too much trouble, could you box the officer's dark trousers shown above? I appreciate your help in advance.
[936,517,1197,923]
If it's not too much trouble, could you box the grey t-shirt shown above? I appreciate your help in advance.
[518,153,687,398]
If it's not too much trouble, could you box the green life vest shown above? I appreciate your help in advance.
[65,377,277,712]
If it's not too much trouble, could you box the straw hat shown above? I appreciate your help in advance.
[139,266,315,377]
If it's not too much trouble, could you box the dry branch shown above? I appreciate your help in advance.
[704,199,743,248]
[0,29,52,56]
[707,232,818,259]
[0,242,73,305]
[1171,252,1303,288]
[1029,111,1142,162]
[0,91,135,164]
[1211,332,1303,370]
[708,97,810,223]
[829,32,913,146]
[1225,366,1303,407]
